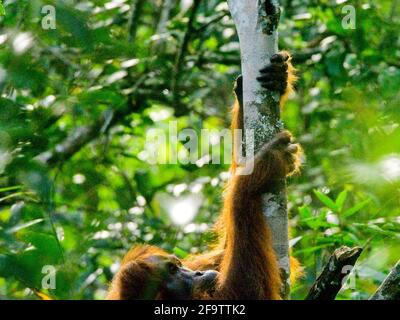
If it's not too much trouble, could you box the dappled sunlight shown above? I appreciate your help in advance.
[349,154,400,184]
[0,0,399,301]
[380,155,400,182]
[166,195,203,226]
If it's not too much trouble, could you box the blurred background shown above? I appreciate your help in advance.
[0,0,399,300]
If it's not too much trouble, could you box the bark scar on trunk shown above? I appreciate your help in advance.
[257,0,281,35]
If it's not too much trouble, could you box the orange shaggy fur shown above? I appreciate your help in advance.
[107,52,301,300]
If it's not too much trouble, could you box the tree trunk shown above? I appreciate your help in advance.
[227,0,290,297]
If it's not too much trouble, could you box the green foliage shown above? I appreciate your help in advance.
[0,0,399,300]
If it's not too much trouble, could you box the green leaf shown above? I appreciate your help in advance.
[314,190,338,211]
[299,206,329,230]
[18,232,63,265]
[343,199,371,218]
[295,244,329,255]
[6,219,44,233]
[173,247,188,259]
[298,206,312,219]
[0,186,22,193]
[56,4,93,49]
[0,2,5,16]
[335,190,348,212]
[0,254,15,278]
[78,89,125,109]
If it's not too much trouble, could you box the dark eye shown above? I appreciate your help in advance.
[168,262,178,274]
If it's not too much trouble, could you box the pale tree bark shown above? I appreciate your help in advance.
[227,0,290,297]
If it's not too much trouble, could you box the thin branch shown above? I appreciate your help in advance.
[128,0,146,41]
[151,0,176,53]
[36,111,125,167]
[306,246,363,300]
[35,76,166,169]
[194,11,229,34]
[370,260,400,300]
[35,70,151,167]
[155,0,175,36]
[172,0,202,104]
[175,0,202,70]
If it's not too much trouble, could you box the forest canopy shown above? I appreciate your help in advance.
[0,0,399,300]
